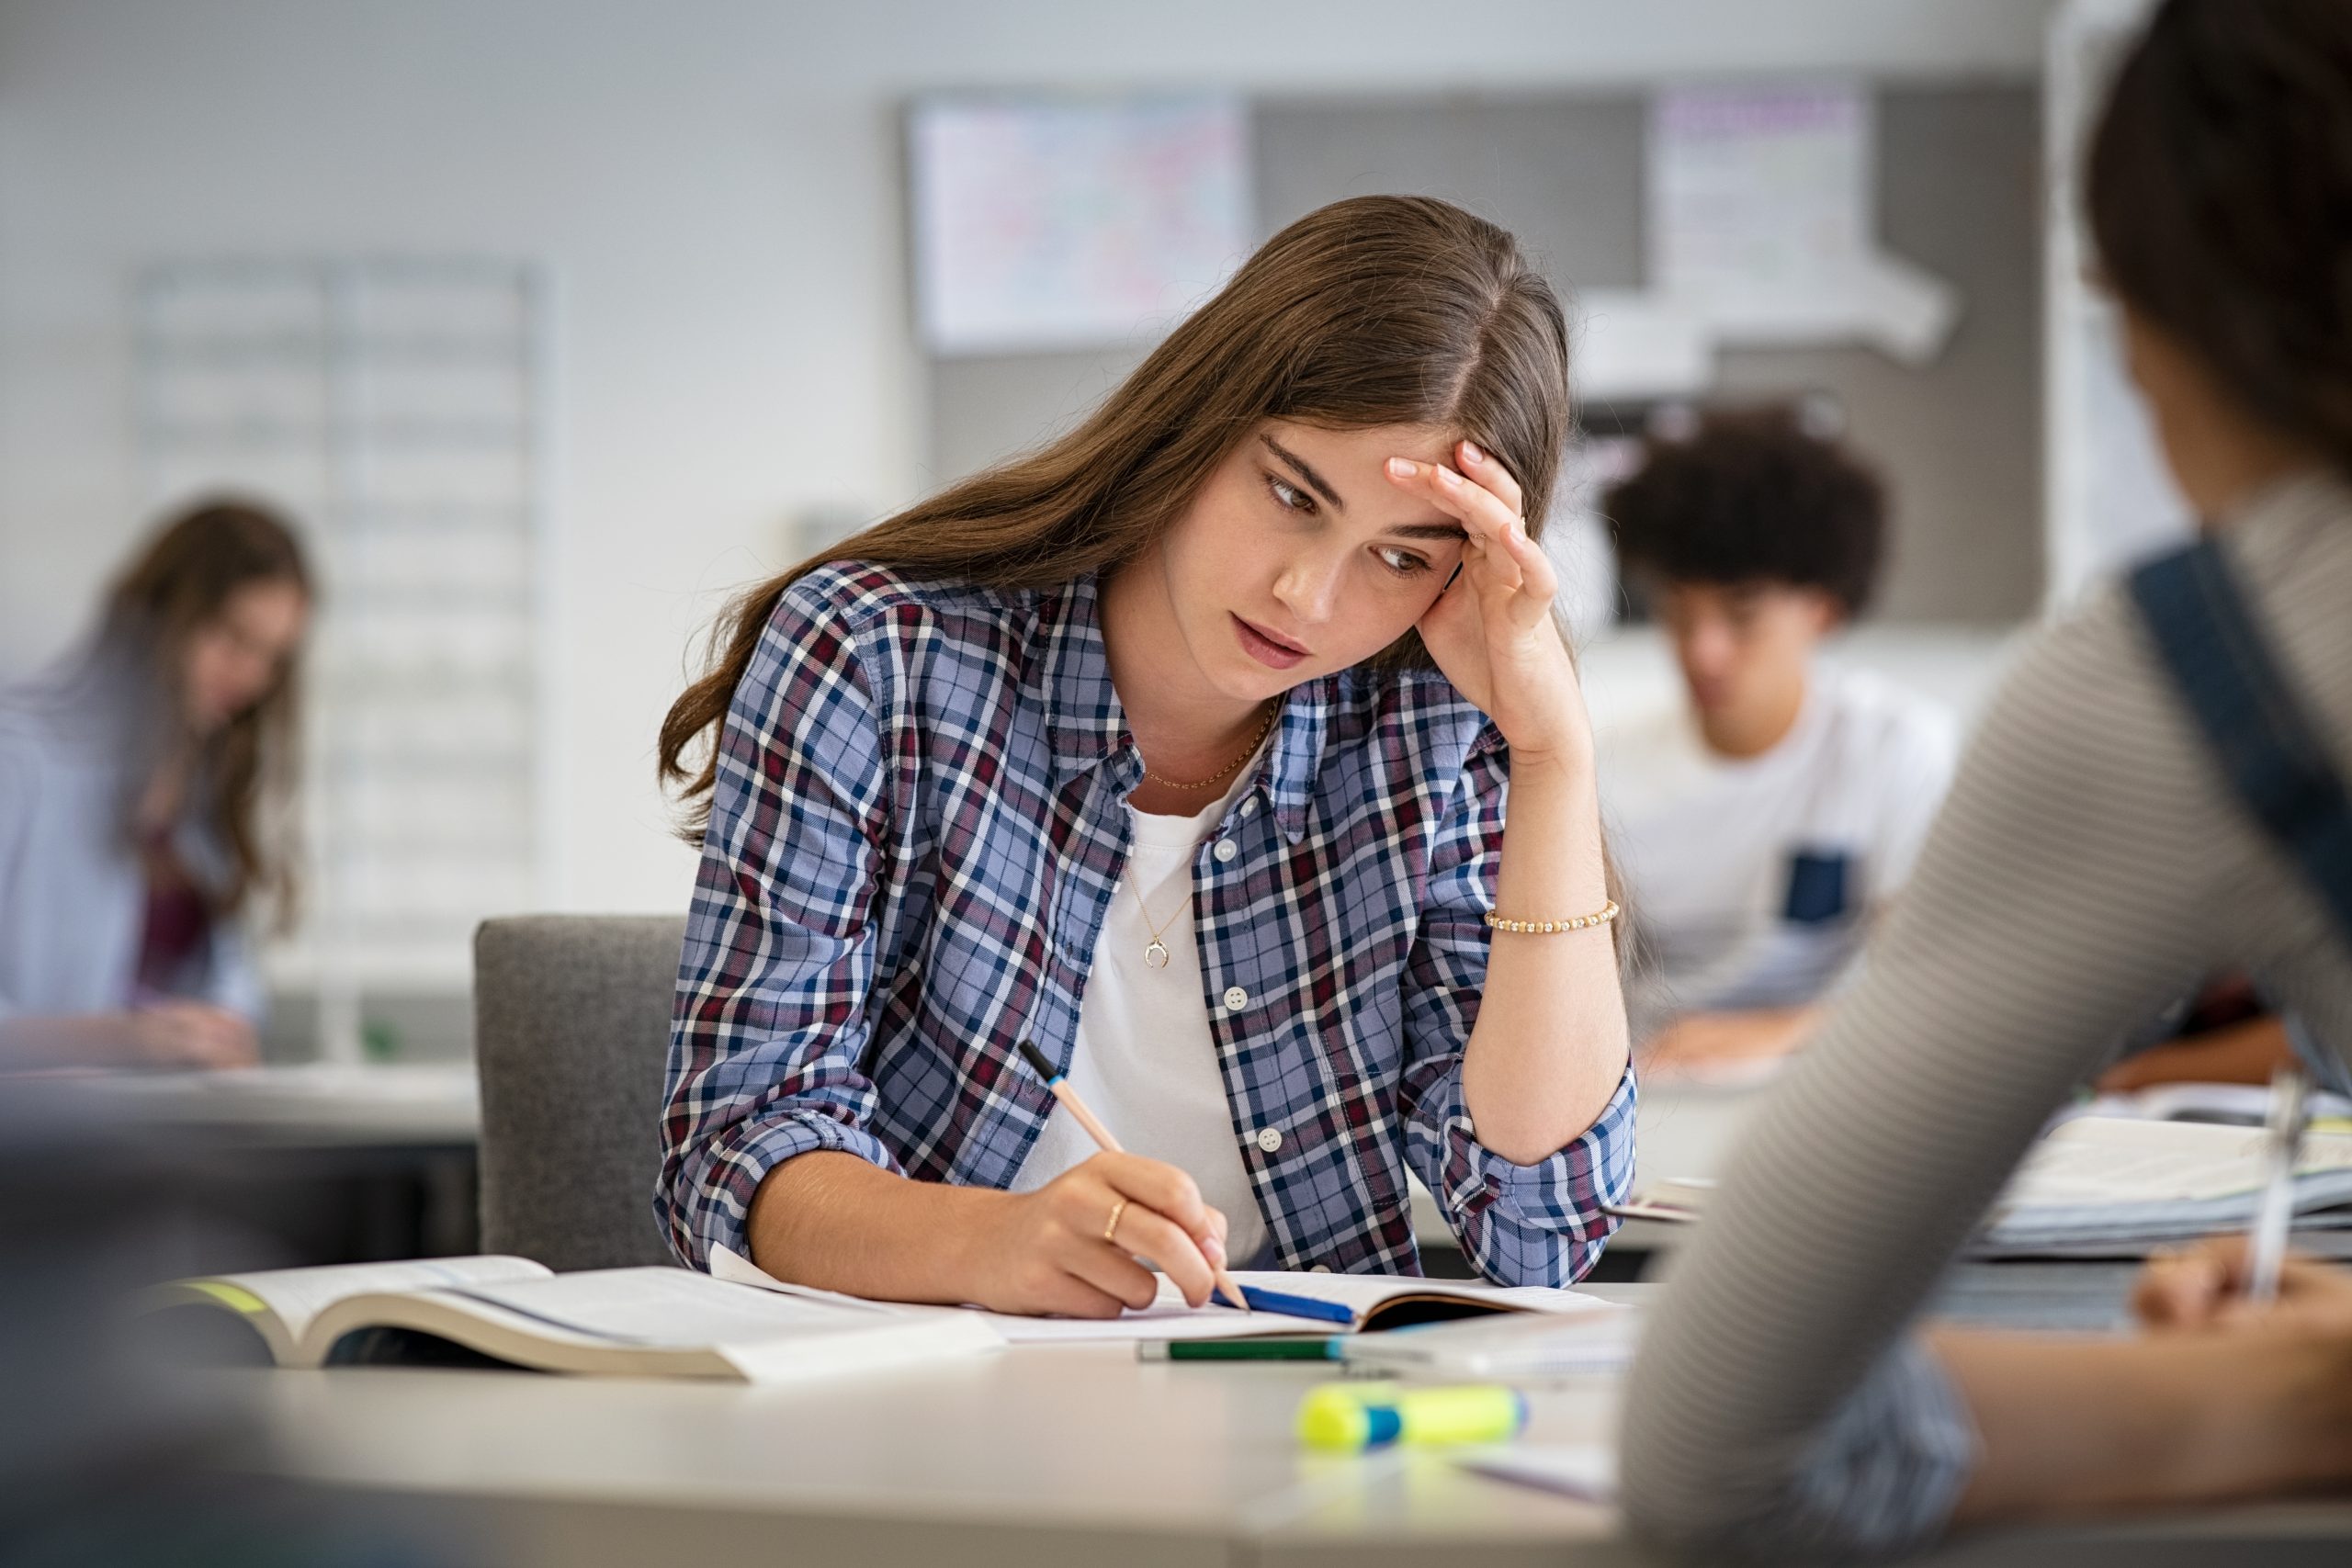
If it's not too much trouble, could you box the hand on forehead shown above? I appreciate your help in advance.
[1257,421,1473,545]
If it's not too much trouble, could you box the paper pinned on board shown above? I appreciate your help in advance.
[1646,84,1961,366]
[909,96,1251,356]
[1573,289,1714,400]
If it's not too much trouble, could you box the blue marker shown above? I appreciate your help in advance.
[1223,1284,1355,1325]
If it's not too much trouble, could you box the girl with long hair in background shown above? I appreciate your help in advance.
[0,500,311,1069]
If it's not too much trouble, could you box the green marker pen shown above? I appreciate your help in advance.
[1138,1337,1341,1362]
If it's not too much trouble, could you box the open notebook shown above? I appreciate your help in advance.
[706,1245,1609,1342]
[154,1256,1001,1382]
[1336,1303,1638,1378]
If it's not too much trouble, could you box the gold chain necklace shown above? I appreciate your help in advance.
[1141,700,1279,792]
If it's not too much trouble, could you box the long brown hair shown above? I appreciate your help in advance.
[2087,0,2352,479]
[100,498,312,926]
[661,195,1574,834]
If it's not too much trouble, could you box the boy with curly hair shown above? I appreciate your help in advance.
[1601,406,1958,1078]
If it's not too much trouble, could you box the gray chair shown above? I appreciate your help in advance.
[474,914,687,1270]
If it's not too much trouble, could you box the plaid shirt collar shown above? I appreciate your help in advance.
[1035,571,1330,845]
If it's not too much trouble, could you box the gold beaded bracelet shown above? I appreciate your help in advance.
[1483,899,1621,935]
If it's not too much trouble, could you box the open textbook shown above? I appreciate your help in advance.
[155,1255,1001,1382]
[1338,1304,1639,1378]
[1611,1116,2352,1257]
[707,1245,1611,1342]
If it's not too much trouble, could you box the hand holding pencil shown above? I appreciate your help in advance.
[2133,1232,2352,1336]
[1016,1040,1250,1314]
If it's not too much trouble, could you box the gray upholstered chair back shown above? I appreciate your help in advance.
[474,914,687,1270]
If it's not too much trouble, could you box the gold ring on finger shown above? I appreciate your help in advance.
[1103,1198,1128,1246]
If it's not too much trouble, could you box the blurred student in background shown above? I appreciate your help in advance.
[2097,972,2300,1094]
[1600,408,1957,1079]
[0,500,311,1070]
[1625,0,2352,1553]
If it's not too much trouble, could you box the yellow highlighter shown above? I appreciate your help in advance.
[1296,1382,1528,1452]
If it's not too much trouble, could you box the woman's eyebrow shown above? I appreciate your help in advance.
[1259,434,1346,512]
[1385,521,1468,541]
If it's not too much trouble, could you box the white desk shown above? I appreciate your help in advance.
[64,1063,483,1260]
[219,1304,2352,1568]
[73,1061,480,1146]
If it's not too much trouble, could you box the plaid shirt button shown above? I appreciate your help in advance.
[1222,986,1249,1010]
[1256,1126,1284,1153]
[1213,839,1238,863]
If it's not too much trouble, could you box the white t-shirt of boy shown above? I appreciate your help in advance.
[1600,664,1960,1043]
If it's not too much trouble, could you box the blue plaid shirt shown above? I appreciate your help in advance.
[658,563,1636,1284]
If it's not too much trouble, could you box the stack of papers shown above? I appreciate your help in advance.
[2066,1080,2352,1130]
[1981,1116,2352,1254]
[1612,1117,2352,1259]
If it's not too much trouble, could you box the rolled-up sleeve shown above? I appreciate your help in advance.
[656,587,906,1269]
[1396,733,1636,1286]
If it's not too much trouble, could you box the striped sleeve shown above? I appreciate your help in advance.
[1618,592,2261,1557]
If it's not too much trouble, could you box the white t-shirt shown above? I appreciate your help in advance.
[1599,665,1960,1041]
[1011,758,1272,1268]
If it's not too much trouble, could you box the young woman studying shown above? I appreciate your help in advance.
[1623,1,2352,1553]
[655,196,1635,1316]
[0,500,311,1070]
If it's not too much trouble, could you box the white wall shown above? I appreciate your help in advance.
[0,0,2057,918]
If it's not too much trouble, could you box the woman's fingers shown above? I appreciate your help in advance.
[1110,1202,1219,1306]
[1057,1152,1230,1306]
[1065,1235,1165,1314]
[1385,456,1553,609]
[2134,1246,2233,1327]
[1031,1254,1149,1319]
[1034,1169,1180,1314]
[1457,439,1523,514]
[1497,515,1558,606]
[1184,1202,1230,1269]
[1387,457,1516,542]
[2130,1236,2352,1331]
[1093,1152,1216,1242]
